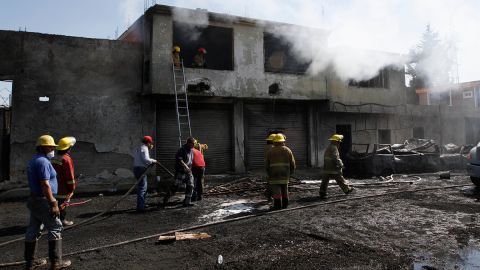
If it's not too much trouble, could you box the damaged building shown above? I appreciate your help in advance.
[0,4,479,183]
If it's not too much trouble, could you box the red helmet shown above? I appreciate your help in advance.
[142,136,153,144]
[197,47,207,54]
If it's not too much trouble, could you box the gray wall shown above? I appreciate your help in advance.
[0,31,153,181]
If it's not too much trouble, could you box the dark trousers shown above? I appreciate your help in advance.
[192,167,205,199]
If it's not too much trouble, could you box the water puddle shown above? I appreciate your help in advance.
[199,199,267,221]
[413,243,480,269]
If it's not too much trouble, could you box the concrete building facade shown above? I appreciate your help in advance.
[0,4,478,183]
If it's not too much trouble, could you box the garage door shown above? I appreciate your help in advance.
[245,103,307,170]
[156,103,232,174]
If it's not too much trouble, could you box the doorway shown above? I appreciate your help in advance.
[336,125,352,161]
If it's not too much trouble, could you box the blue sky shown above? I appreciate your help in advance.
[1,0,479,83]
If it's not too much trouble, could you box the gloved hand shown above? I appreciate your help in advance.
[49,201,60,218]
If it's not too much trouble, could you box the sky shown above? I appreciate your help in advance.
[0,0,479,83]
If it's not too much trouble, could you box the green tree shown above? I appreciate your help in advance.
[406,25,456,89]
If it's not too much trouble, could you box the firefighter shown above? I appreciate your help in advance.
[192,47,207,68]
[133,135,158,212]
[51,137,77,227]
[24,135,71,270]
[172,45,181,68]
[264,133,276,201]
[174,137,196,207]
[265,134,296,210]
[192,139,208,201]
[319,134,354,199]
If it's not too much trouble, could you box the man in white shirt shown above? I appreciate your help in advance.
[133,136,158,212]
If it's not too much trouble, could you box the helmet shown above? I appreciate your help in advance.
[57,137,76,151]
[273,134,286,143]
[173,46,181,53]
[278,133,287,140]
[198,47,207,54]
[329,134,344,142]
[36,135,57,147]
[143,136,153,144]
[266,134,277,141]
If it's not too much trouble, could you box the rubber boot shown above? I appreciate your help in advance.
[24,241,47,270]
[48,239,71,270]
[183,196,195,207]
[281,198,289,209]
[272,198,282,210]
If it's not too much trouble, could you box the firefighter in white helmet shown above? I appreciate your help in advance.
[319,134,354,198]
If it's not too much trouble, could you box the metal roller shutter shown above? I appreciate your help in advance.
[156,103,232,175]
[245,103,307,170]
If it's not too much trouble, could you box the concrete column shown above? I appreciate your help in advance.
[307,103,318,167]
[233,99,246,173]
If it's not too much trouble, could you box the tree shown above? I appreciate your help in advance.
[406,25,456,89]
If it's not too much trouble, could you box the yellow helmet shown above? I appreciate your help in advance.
[278,133,287,140]
[266,134,277,141]
[57,137,77,151]
[329,134,344,142]
[173,46,181,53]
[273,134,286,143]
[36,135,57,147]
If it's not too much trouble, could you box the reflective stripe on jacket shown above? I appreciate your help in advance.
[265,145,296,185]
[323,143,343,174]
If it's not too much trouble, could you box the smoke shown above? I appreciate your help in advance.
[172,7,209,42]
[119,0,143,27]
[158,0,480,83]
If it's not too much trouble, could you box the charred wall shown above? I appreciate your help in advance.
[0,31,151,182]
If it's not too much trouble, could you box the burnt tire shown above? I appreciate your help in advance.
[470,176,480,187]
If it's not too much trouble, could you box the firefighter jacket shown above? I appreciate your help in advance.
[264,144,274,161]
[51,153,76,198]
[323,143,344,175]
[265,145,296,185]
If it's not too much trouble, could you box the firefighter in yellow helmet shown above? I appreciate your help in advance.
[319,134,354,199]
[265,134,296,210]
[51,137,77,226]
[172,45,181,68]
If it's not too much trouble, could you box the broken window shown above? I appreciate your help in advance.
[378,129,391,144]
[413,127,425,139]
[172,23,233,71]
[263,32,310,74]
[349,68,390,89]
[0,81,12,108]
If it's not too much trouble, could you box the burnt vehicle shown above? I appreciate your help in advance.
[344,139,441,178]
[344,144,396,178]
[466,142,480,186]
[440,143,473,171]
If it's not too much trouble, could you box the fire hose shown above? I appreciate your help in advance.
[0,182,473,268]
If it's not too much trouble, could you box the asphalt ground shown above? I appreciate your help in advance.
[1,173,480,269]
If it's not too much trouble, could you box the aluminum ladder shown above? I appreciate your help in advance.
[172,60,192,147]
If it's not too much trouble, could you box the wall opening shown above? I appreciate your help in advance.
[413,127,425,139]
[173,23,233,70]
[349,68,390,89]
[264,32,310,74]
[0,80,12,181]
[378,129,391,144]
[336,125,352,161]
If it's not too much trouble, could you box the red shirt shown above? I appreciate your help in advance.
[192,148,206,168]
[51,153,76,197]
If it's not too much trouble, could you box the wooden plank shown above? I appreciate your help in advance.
[157,232,211,242]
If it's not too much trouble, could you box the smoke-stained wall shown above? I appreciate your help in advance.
[0,31,151,181]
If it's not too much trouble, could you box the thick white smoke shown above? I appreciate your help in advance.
[123,0,480,83]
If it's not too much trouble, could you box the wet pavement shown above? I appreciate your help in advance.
[1,173,480,269]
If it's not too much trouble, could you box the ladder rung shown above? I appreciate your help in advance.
[178,106,188,109]
[179,115,189,117]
